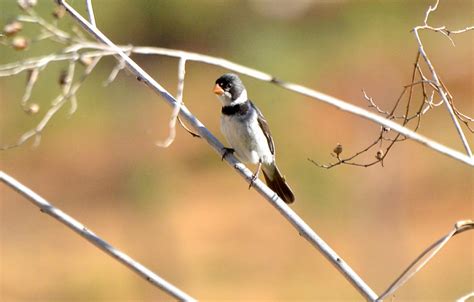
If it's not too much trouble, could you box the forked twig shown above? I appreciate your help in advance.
[311,2,474,168]
[413,0,473,157]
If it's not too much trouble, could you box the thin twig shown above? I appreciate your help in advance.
[1,56,100,150]
[57,1,379,300]
[85,0,96,27]
[0,171,196,302]
[156,58,200,147]
[313,52,427,169]
[21,68,40,108]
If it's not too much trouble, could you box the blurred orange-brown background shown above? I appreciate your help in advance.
[1,0,472,301]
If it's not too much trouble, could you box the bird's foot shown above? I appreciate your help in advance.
[248,161,262,189]
[221,147,235,161]
[248,173,258,189]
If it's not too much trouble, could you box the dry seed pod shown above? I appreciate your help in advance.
[58,70,69,86]
[376,149,384,160]
[3,21,23,37]
[52,6,66,19]
[12,36,28,50]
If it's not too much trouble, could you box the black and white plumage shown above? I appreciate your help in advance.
[213,73,295,203]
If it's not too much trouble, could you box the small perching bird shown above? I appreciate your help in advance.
[213,73,295,203]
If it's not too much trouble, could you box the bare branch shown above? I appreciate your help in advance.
[0,171,196,302]
[378,220,474,301]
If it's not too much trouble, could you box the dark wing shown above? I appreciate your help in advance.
[250,100,275,155]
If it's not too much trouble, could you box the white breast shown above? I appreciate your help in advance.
[221,113,274,165]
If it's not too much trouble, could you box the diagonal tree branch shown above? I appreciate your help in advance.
[0,171,196,302]
[57,0,379,300]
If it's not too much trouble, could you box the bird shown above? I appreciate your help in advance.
[213,73,295,203]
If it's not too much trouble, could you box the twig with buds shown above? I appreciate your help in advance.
[310,2,473,168]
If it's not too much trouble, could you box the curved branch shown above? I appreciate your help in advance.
[378,220,473,301]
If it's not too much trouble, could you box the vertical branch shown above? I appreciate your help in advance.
[156,58,187,147]
[0,171,196,302]
[176,58,186,103]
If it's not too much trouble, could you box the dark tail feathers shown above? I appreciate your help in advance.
[262,164,295,204]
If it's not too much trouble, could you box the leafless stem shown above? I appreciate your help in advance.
[103,57,125,86]
[1,56,100,150]
[21,68,39,108]
[85,0,96,27]
[378,220,474,301]
[156,57,199,147]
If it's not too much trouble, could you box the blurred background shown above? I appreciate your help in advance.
[1,0,472,301]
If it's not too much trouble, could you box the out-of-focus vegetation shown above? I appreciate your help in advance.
[1,0,472,301]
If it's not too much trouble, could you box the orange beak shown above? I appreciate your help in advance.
[213,84,224,95]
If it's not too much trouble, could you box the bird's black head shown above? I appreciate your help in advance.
[214,73,245,102]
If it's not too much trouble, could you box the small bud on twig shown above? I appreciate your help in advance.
[17,0,37,10]
[333,143,343,157]
[52,6,66,19]
[12,36,28,50]
[3,21,23,37]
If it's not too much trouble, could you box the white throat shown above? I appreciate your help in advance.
[216,89,248,106]
[229,89,248,106]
